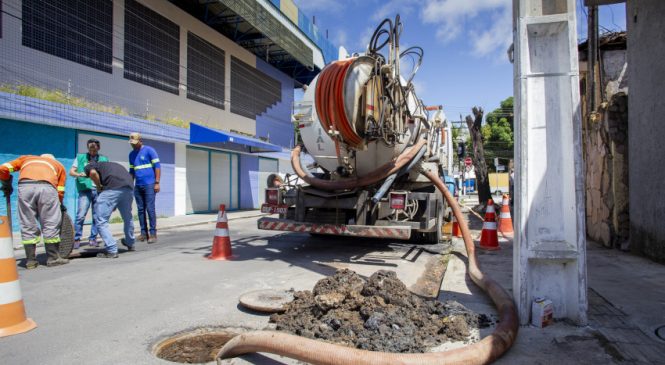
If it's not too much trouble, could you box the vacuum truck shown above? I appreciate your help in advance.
[258,16,453,243]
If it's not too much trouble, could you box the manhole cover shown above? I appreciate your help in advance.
[153,328,239,364]
[656,325,665,341]
[239,289,294,313]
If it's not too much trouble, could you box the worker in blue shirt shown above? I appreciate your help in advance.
[128,132,161,243]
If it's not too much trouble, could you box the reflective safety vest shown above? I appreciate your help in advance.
[0,155,67,201]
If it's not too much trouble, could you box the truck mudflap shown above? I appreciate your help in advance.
[258,217,411,240]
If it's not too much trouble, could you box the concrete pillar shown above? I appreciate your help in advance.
[174,143,187,216]
[513,0,588,325]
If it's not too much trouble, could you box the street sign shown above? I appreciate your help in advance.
[464,157,472,166]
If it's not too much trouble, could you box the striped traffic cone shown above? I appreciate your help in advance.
[208,205,233,260]
[479,199,500,250]
[0,216,37,337]
[498,194,514,237]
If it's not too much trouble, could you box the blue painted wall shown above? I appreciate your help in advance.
[239,154,259,209]
[255,57,295,149]
[142,138,175,217]
[0,119,77,231]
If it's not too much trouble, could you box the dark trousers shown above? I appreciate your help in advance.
[134,184,156,236]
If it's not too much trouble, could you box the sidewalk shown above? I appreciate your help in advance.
[11,209,266,250]
[442,203,665,364]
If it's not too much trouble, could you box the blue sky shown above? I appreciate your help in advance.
[293,0,626,120]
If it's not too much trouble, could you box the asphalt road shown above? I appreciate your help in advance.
[1,216,447,364]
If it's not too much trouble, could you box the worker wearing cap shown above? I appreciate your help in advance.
[128,132,161,243]
[69,138,109,249]
[0,154,69,269]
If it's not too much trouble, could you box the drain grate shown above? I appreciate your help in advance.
[656,325,665,341]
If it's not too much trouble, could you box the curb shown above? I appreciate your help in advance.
[12,212,268,250]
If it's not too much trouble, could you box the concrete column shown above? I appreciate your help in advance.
[513,0,588,325]
[173,143,187,216]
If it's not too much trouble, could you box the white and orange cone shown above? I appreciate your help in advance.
[498,194,514,237]
[208,205,234,260]
[479,199,500,250]
[0,216,37,337]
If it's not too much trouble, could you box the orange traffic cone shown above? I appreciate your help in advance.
[479,199,500,250]
[452,215,462,237]
[208,205,233,260]
[498,194,514,237]
[0,216,37,337]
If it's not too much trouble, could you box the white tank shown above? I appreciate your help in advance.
[297,56,424,177]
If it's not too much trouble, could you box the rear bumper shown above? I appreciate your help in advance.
[257,217,411,240]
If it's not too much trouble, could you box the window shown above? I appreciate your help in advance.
[230,57,281,119]
[124,0,179,94]
[22,0,113,73]
[187,32,225,109]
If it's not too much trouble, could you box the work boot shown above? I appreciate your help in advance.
[97,251,118,258]
[46,243,70,267]
[73,240,81,250]
[147,233,157,244]
[137,234,147,242]
[88,238,99,248]
[24,244,39,269]
[120,238,135,252]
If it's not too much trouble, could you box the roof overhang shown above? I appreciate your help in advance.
[190,123,282,153]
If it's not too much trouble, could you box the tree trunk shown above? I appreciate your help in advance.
[466,107,492,205]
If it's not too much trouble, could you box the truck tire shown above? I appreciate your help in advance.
[424,198,444,244]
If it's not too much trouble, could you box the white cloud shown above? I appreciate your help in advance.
[371,0,421,22]
[421,0,512,57]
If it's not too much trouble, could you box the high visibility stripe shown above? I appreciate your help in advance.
[134,164,152,170]
[0,258,19,283]
[43,237,61,244]
[22,160,57,176]
[483,222,497,230]
[151,158,160,164]
[57,186,65,192]
[2,163,14,172]
[21,237,40,245]
[129,164,135,168]
[214,228,229,237]
[0,281,22,305]
[0,237,14,259]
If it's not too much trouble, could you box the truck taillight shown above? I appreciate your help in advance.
[266,189,279,204]
[389,192,407,210]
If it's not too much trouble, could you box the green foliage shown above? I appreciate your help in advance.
[483,96,514,170]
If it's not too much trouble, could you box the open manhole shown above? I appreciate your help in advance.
[656,325,665,342]
[153,328,240,364]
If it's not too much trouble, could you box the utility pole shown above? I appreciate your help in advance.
[588,4,599,116]
[513,0,588,325]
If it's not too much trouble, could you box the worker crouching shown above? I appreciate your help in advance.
[0,154,69,269]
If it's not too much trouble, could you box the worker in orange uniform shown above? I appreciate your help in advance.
[0,154,69,269]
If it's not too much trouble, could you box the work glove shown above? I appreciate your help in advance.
[60,204,67,213]
[1,176,13,197]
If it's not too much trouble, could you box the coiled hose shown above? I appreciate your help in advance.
[216,148,518,365]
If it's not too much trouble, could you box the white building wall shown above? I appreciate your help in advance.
[0,0,257,136]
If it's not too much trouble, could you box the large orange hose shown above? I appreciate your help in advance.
[315,59,363,149]
[216,162,518,364]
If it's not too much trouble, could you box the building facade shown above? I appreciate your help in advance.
[0,0,335,229]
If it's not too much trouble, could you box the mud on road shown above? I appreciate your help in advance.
[271,269,491,353]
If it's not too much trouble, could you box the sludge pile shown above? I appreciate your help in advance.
[270,269,490,353]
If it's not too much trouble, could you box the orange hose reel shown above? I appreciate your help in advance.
[315,59,364,149]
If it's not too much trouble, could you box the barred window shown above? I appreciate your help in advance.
[124,0,180,94]
[22,0,113,73]
[230,57,281,119]
[187,32,225,109]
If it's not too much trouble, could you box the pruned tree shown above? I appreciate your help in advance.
[466,107,492,205]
